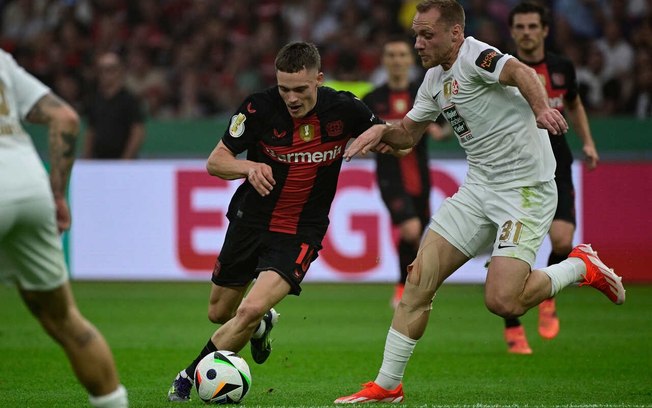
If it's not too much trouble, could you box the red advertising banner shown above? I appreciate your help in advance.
[582,162,652,283]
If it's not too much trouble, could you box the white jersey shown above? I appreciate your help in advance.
[0,49,51,203]
[408,37,555,189]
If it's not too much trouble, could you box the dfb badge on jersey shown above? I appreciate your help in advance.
[299,124,314,142]
[229,113,246,138]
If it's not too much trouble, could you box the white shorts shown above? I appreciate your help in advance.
[430,180,557,268]
[0,195,68,291]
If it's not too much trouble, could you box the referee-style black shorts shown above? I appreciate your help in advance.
[211,222,321,295]
[553,177,576,225]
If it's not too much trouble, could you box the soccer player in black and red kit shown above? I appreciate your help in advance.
[503,1,600,354]
[363,37,450,308]
[167,42,384,401]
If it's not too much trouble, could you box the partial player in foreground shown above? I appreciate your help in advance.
[363,36,450,309]
[501,0,600,355]
[167,42,384,402]
[0,50,128,407]
[334,0,625,403]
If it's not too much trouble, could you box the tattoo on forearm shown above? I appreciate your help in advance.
[35,94,78,197]
[62,132,76,159]
[50,130,77,197]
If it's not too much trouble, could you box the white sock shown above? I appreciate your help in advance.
[539,257,586,296]
[89,384,128,408]
[374,327,417,390]
[179,370,192,382]
[252,320,265,339]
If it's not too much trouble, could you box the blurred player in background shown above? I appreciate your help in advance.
[167,42,385,402]
[335,0,624,403]
[0,50,128,408]
[363,36,451,308]
[83,52,146,160]
[502,0,600,354]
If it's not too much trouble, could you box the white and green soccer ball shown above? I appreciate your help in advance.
[194,350,252,404]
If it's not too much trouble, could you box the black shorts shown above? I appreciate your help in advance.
[211,222,321,295]
[554,177,576,225]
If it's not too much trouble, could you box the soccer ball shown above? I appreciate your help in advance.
[194,350,252,404]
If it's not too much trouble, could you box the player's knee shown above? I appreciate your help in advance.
[485,296,525,318]
[207,300,237,324]
[551,238,573,255]
[400,233,421,247]
[207,298,239,323]
[549,229,574,255]
[207,308,232,324]
[234,302,267,330]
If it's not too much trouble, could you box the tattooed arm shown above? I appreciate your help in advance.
[25,93,80,232]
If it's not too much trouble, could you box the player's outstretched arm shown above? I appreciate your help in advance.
[499,58,568,136]
[26,93,79,232]
[344,124,387,161]
[207,140,275,196]
[344,117,428,161]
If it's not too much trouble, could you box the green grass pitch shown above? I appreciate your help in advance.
[1,282,651,407]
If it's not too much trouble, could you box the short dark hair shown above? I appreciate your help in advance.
[416,0,465,29]
[382,35,415,60]
[275,42,321,73]
[508,1,550,28]
[384,34,413,49]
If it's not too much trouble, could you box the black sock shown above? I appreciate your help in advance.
[548,250,570,266]
[504,318,521,328]
[184,338,218,378]
[397,239,417,285]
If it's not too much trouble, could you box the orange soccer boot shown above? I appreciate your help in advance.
[334,382,404,404]
[504,326,532,355]
[570,244,626,305]
[538,298,560,339]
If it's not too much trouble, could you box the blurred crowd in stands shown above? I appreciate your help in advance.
[2,0,651,120]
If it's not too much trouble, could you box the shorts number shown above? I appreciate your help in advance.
[295,243,314,272]
[499,220,523,244]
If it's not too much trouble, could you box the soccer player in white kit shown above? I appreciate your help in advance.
[0,50,128,407]
[334,0,626,403]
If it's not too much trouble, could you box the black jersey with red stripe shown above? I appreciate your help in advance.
[521,52,578,180]
[221,86,382,240]
[363,82,431,221]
